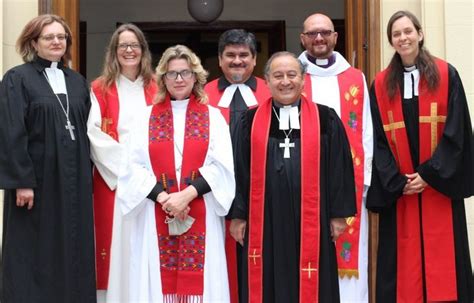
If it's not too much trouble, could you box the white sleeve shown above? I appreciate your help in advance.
[199,106,236,217]
[362,74,373,187]
[115,106,157,217]
[87,90,123,190]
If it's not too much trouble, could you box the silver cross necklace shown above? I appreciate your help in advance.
[43,71,75,140]
[272,106,298,158]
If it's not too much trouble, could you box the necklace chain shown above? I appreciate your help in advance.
[43,71,70,122]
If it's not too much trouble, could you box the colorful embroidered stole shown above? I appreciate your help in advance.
[303,69,365,278]
[148,95,209,301]
[205,77,270,123]
[91,79,157,289]
[248,96,321,302]
[374,59,456,302]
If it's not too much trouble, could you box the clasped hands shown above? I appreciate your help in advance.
[157,186,198,221]
[16,188,34,210]
[403,172,427,195]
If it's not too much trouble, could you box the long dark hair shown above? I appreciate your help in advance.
[385,10,439,100]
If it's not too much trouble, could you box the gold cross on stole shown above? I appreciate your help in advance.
[419,103,446,154]
[383,111,405,161]
[302,262,318,279]
[249,249,261,265]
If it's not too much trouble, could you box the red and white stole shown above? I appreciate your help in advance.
[148,95,209,302]
[303,68,365,278]
[248,96,321,302]
[374,59,456,302]
[91,79,157,289]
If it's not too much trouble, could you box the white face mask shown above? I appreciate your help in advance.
[166,215,195,236]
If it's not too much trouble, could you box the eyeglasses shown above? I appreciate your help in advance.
[39,33,68,42]
[118,43,141,51]
[164,70,194,80]
[302,30,335,39]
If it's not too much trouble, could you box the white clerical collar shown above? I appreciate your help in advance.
[171,98,190,109]
[298,51,350,77]
[44,62,67,94]
[403,66,419,99]
[217,83,258,108]
[315,58,328,66]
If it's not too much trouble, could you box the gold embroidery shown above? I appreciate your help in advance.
[419,103,446,155]
[101,248,107,260]
[301,262,318,279]
[383,111,405,161]
[249,249,261,265]
[101,117,113,134]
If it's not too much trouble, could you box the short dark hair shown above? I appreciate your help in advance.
[218,29,257,57]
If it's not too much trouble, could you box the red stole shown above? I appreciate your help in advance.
[205,76,270,123]
[248,96,321,303]
[374,59,456,302]
[90,79,157,289]
[304,69,365,278]
[148,95,209,300]
[204,76,269,303]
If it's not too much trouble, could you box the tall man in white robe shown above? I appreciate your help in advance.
[299,13,373,303]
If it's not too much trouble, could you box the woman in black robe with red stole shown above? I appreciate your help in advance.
[368,10,473,303]
[0,15,95,303]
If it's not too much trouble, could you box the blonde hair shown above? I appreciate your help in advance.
[16,14,72,64]
[155,45,209,104]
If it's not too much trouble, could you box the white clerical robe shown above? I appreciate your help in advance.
[87,75,150,303]
[299,51,373,303]
[113,99,235,303]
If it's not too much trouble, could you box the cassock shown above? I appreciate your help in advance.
[231,96,356,303]
[368,60,474,302]
[0,57,96,302]
[205,75,270,303]
[299,51,373,302]
[112,96,235,302]
[87,75,157,301]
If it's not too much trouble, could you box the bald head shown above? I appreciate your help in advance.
[300,13,338,59]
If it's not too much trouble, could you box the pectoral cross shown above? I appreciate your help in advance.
[301,262,318,279]
[279,137,295,159]
[65,120,76,140]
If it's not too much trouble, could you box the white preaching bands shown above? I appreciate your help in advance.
[217,83,258,108]
[272,106,300,159]
[43,62,75,140]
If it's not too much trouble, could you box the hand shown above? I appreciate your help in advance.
[162,186,198,217]
[403,173,427,195]
[176,206,191,221]
[330,217,348,242]
[157,191,170,204]
[16,188,34,210]
[230,219,247,246]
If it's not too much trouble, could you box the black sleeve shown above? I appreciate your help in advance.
[146,182,164,202]
[417,64,474,199]
[228,108,255,220]
[324,106,357,218]
[366,83,407,213]
[0,67,37,189]
[190,176,211,196]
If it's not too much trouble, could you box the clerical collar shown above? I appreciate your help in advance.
[34,56,64,70]
[272,99,301,130]
[305,53,336,68]
[404,65,417,72]
[218,75,257,91]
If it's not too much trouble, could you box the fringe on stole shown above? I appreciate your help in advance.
[338,269,359,279]
[163,294,203,303]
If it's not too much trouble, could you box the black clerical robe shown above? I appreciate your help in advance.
[0,58,96,303]
[231,99,356,303]
[368,63,474,302]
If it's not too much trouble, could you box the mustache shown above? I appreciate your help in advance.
[229,63,247,68]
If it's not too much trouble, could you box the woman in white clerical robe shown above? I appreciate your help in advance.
[86,23,158,302]
[115,44,235,303]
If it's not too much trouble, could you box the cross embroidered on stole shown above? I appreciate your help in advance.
[249,249,261,265]
[419,103,446,154]
[383,111,405,161]
[301,262,318,279]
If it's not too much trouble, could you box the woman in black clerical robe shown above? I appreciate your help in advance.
[368,10,473,303]
[0,15,96,303]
